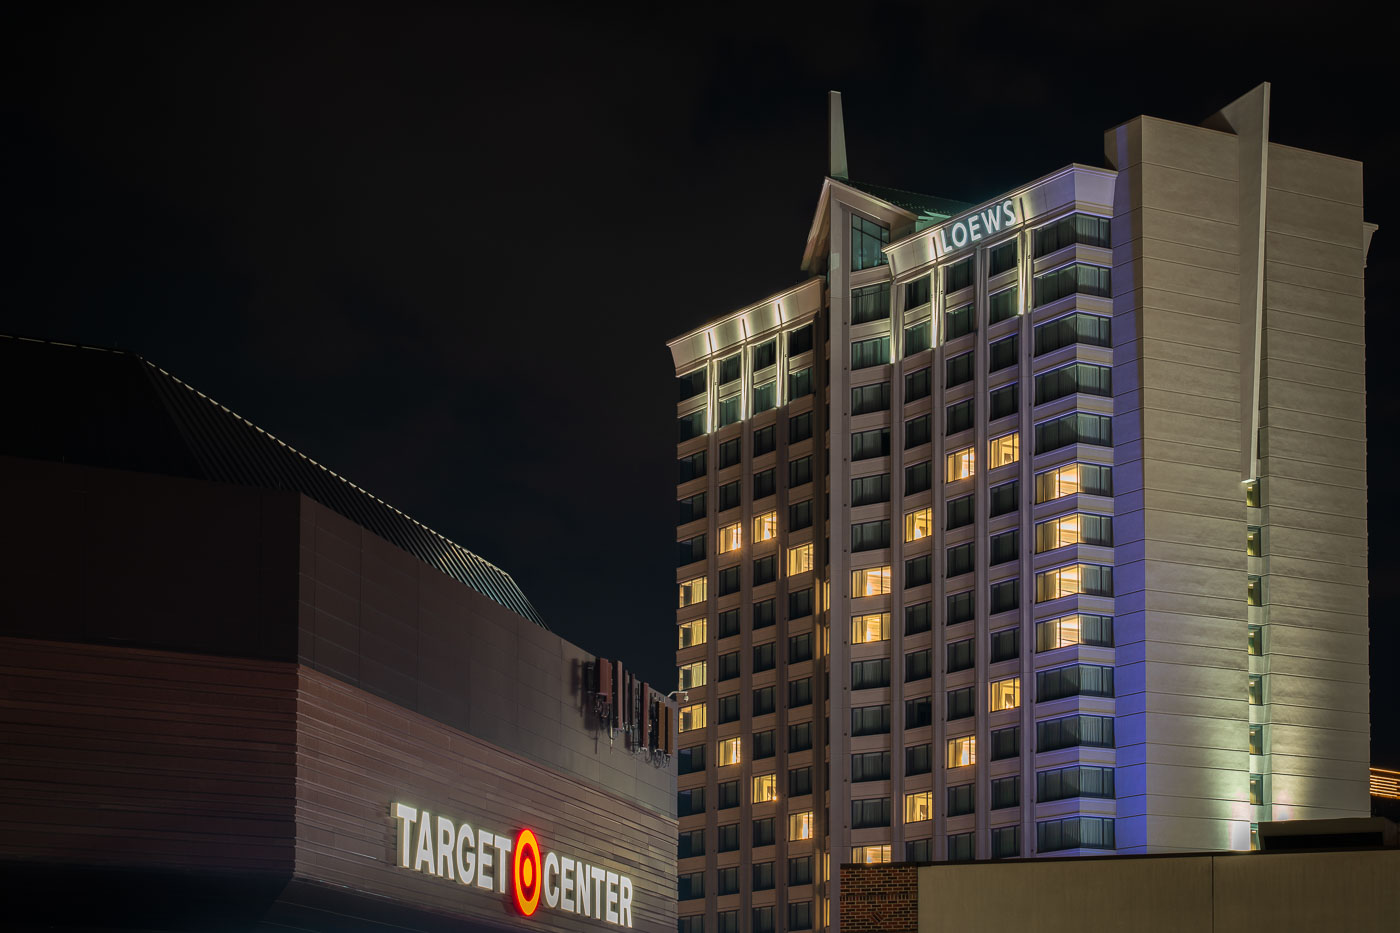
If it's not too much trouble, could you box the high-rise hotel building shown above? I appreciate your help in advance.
[666,85,1374,933]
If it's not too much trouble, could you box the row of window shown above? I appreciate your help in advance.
[678,902,815,933]
[847,309,1110,375]
[676,366,814,441]
[847,408,1107,469]
[676,325,817,402]
[849,560,1111,603]
[678,855,818,900]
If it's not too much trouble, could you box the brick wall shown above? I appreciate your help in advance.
[840,864,919,933]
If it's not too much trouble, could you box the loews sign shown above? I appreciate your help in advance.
[393,802,636,927]
[936,199,1018,254]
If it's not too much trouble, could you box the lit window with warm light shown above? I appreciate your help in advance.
[1035,461,1112,502]
[679,661,707,691]
[904,791,933,823]
[904,507,932,542]
[946,735,976,768]
[1035,563,1113,601]
[678,576,707,608]
[850,612,890,644]
[946,446,975,482]
[1035,512,1112,551]
[851,566,892,597]
[851,844,891,864]
[753,773,778,803]
[788,543,814,576]
[718,522,742,553]
[989,432,1019,468]
[679,703,706,732]
[989,676,1020,711]
[789,810,814,841]
[678,618,707,649]
[754,511,778,543]
[718,736,742,766]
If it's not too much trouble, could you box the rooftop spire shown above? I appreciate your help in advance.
[828,90,848,180]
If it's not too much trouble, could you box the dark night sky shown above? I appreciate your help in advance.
[7,3,1398,768]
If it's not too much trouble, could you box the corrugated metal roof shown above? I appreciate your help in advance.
[0,335,547,629]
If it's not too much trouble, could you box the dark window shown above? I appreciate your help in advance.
[852,427,890,460]
[718,354,742,384]
[992,775,1021,809]
[946,590,974,625]
[789,411,813,444]
[989,480,1019,516]
[851,750,891,782]
[1036,714,1115,752]
[945,302,975,340]
[988,286,1018,324]
[851,658,890,690]
[753,729,776,758]
[851,705,890,736]
[753,643,776,673]
[852,473,890,506]
[716,823,739,852]
[851,282,891,325]
[788,677,812,708]
[753,684,776,715]
[990,627,1020,663]
[789,367,813,399]
[752,817,774,847]
[991,825,1021,859]
[991,725,1021,760]
[989,529,1019,565]
[718,565,740,596]
[717,394,741,428]
[753,861,775,891]
[989,383,1018,420]
[678,368,707,401]
[754,424,776,456]
[852,336,891,370]
[678,744,706,774]
[906,413,933,447]
[718,609,741,638]
[753,381,776,414]
[745,910,766,933]
[678,409,707,442]
[789,903,813,932]
[1037,816,1115,852]
[851,797,891,829]
[789,323,815,356]
[990,578,1019,614]
[946,494,974,529]
[906,275,931,308]
[988,240,1018,276]
[905,601,932,635]
[679,870,705,900]
[718,480,741,512]
[905,696,933,728]
[716,865,739,895]
[906,838,935,862]
[1037,765,1116,802]
[905,321,932,355]
[905,648,932,682]
[1035,362,1112,405]
[753,598,776,629]
[788,765,812,797]
[678,450,706,483]
[717,694,740,723]
[852,214,890,271]
[788,721,813,752]
[945,257,973,294]
[906,554,932,588]
[853,519,890,552]
[906,367,932,401]
[1034,263,1111,306]
[677,535,706,567]
[989,334,1018,372]
[946,351,974,388]
[1034,412,1112,454]
[789,499,813,531]
[678,829,705,859]
[789,632,813,663]
[948,833,974,862]
[1034,312,1111,355]
[789,456,813,488]
[678,787,706,817]
[753,339,777,371]
[852,381,891,414]
[754,469,776,500]
[944,401,973,436]
[717,651,740,681]
[946,638,974,673]
[946,542,974,578]
[1034,213,1112,257]
[717,780,739,810]
[1037,664,1115,701]
[789,587,814,619]
[946,686,975,721]
[906,460,932,494]
[719,437,742,469]
[947,783,975,816]
[905,743,932,776]
[788,855,813,886]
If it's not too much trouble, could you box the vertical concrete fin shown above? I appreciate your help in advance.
[1206,83,1271,481]
[829,90,849,181]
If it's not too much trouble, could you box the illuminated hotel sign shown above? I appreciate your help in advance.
[936,199,1019,254]
[393,802,635,927]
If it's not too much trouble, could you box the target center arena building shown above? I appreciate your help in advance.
[0,335,678,932]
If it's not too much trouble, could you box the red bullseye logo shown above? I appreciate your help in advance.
[513,828,543,916]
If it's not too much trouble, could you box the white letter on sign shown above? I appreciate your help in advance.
[394,803,418,869]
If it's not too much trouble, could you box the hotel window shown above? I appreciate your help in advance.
[905,648,932,682]
[753,424,776,456]
[907,602,932,635]
[1247,524,1262,557]
[753,598,776,629]
[788,677,812,708]
[719,436,742,468]
[904,507,933,542]
[1036,512,1113,551]
[989,383,1018,420]
[906,838,934,862]
[789,855,814,886]
[946,349,974,387]
[717,780,740,810]
[788,901,814,932]
[946,686,974,721]
[753,381,776,414]
[1036,664,1115,701]
[677,534,706,566]
[717,566,740,596]
[989,528,1019,565]
[989,285,1018,324]
[946,445,975,482]
[679,661,707,691]
[851,797,891,828]
[1249,723,1264,756]
[851,335,891,370]
[754,468,776,500]
[906,459,932,494]
[752,817,775,847]
[678,576,707,608]
[753,861,775,891]
[677,450,706,483]
[988,240,1018,276]
[789,632,813,664]
[947,783,975,817]
[851,282,892,324]
[852,214,890,270]
[678,409,707,442]
[678,744,706,774]
[990,479,1019,517]
[678,787,705,818]
[944,401,972,437]
[851,844,891,865]
[852,566,892,597]
[906,743,932,776]
[947,735,976,768]
[1033,212,1111,256]
[1037,765,1115,802]
[988,432,1019,469]
[907,412,933,447]
[717,394,741,428]
[753,773,778,804]
[852,472,891,506]
[789,587,814,618]
[717,694,740,723]
[789,410,813,444]
[906,696,933,728]
[716,865,739,895]
[991,775,1021,809]
[789,499,813,531]
[753,555,776,587]
[851,659,890,690]
[1034,311,1111,355]
[753,683,775,712]
[678,618,707,649]
[852,704,891,736]
[717,651,740,681]
[678,830,705,860]
[947,494,974,531]
[852,611,891,644]
[906,554,932,588]
[787,456,812,488]
[1036,714,1114,752]
[718,608,741,638]
[906,275,932,309]
[1034,263,1112,306]
[905,320,932,355]
[677,368,707,401]
[845,381,890,411]
[789,366,813,399]
[788,543,814,576]
[990,627,1019,662]
[1250,824,1260,852]
[946,257,974,294]
[990,676,1021,711]
[947,542,974,578]
[718,736,742,767]
[789,810,815,841]
[852,519,890,552]
[679,703,706,732]
[1248,624,1263,656]
[946,590,974,625]
[852,426,890,460]
[947,638,974,673]
[1037,816,1115,852]
[1246,479,1261,507]
[851,750,891,782]
[904,791,934,824]
[948,832,974,863]
[716,823,740,852]
[989,333,1018,372]
[991,725,1020,760]
[945,302,975,340]
[718,353,742,384]
[753,729,775,758]
[787,322,815,356]
[752,511,777,543]
[991,825,1021,859]
[1036,563,1114,601]
[1036,613,1114,650]
[789,722,813,753]
[1035,461,1113,502]
[718,522,742,554]
[906,366,932,401]
[1035,411,1112,454]
[718,480,741,511]
[1035,361,1112,405]
[1249,674,1263,706]
[1247,575,1263,606]
[753,339,777,370]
